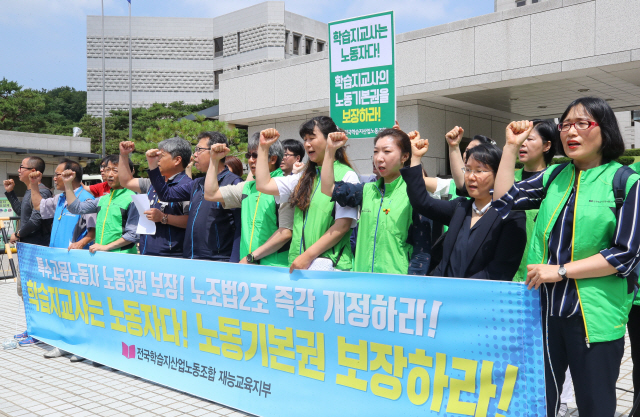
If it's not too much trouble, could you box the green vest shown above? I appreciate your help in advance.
[240,169,288,267]
[289,162,355,271]
[96,188,137,254]
[442,179,458,234]
[628,162,640,307]
[354,176,413,274]
[513,169,540,282]
[527,162,638,343]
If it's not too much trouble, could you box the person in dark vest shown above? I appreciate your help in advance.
[118,138,190,257]
[148,131,242,262]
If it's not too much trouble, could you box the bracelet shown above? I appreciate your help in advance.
[161,214,169,225]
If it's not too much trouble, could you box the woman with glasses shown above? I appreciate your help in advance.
[401,134,526,280]
[203,132,292,267]
[255,116,359,272]
[493,97,640,417]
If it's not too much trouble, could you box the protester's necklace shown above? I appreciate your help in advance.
[472,201,491,217]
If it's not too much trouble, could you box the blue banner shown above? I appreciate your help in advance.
[18,243,545,416]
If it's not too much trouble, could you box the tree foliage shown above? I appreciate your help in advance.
[0,78,46,131]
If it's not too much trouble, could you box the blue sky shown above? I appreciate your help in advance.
[0,0,494,91]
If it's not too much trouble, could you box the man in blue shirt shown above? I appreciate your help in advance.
[148,131,242,262]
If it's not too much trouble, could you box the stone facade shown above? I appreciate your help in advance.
[86,2,327,116]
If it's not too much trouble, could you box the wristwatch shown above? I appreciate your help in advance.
[161,214,169,225]
[558,265,567,280]
[246,253,255,263]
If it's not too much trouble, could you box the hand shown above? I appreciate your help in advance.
[210,143,230,162]
[28,171,42,186]
[143,208,164,223]
[292,161,305,174]
[259,128,280,149]
[188,154,195,167]
[409,131,429,159]
[445,126,464,148]
[68,241,86,251]
[392,120,401,131]
[289,254,313,273]
[525,264,564,290]
[89,243,109,253]
[61,169,76,184]
[239,257,249,264]
[3,179,15,193]
[327,132,348,153]
[506,120,534,148]
[9,233,18,244]
[146,148,162,168]
[119,141,135,156]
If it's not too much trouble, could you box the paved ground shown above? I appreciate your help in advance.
[0,278,636,416]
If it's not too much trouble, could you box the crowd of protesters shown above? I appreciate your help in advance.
[4,96,639,417]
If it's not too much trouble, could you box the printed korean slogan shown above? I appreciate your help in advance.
[19,243,546,417]
[329,12,396,139]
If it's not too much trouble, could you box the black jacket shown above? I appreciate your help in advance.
[6,184,53,246]
[401,165,526,281]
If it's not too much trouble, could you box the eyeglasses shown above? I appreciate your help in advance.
[103,168,119,174]
[245,152,259,160]
[18,165,33,171]
[557,121,599,132]
[462,167,492,177]
[53,173,63,178]
[282,153,296,159]
[194,146,210,155]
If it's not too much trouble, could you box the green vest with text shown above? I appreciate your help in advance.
[240,169,288,267]
[527,162,638,343]
[289,162,355,271]
[354,176,413,274]
[96,188,137,254]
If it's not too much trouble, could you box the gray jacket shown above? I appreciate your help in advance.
[5,183,53,246]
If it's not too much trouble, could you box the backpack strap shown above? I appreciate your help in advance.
[541,162,570,199]
[612,166,635,213]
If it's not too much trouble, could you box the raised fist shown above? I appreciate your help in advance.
[259,129,280,149]
[3,179,15,193]
[119,141,135,155]
[28,171,43,185]
[292,161,305,174]
[409,131,429,159]
[61,169,76,183]
[506,120,534,148]
[327,132,348,150]
[210,143,230,162]
[146,148,162,162]
[445,126,464,148]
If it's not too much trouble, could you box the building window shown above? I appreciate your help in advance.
[237,32,241,53]
[285,31,289,53]
[214,37,223,58]
[293,34,301,55]
[516,0,526,6]
[305,38,313,55]
[532,0,539,2]
[214,70,223,89]
[317,41,324,52]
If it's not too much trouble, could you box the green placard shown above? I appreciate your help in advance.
[329,11,395,139]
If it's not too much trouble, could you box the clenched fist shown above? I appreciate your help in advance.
[120,141,136,155]
[3,179,15,193]
[259,129,280,149]
[445,126,464,148]
[28,171,43,185]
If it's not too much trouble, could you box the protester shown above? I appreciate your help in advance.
[627,160,640,416]
[87,158,111,197]
[254,117,358,272]
[492,97,640,417]
[28,159,96,360]
[402,134,526,280]
[280,139,305,176]
[118,139,190,257]
[148,131,242,262]
[204,133,292,267]
[320,129,428,275]
[65,155,139,254]
[225,155,244,177]
[5,157,52,347]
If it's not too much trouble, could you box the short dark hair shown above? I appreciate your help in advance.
[531,119,559,166]
[465,142,503,174]
[198,131,228,148]
[558,97,625,162]
[282,139,305,160]
[27,156,45,173]
[58,159,83,182]
[103,154,133,171]
[374,128,412,167]
[471,135,496,146]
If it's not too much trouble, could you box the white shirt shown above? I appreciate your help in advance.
[429,178,456,200]
[274,171,360,227]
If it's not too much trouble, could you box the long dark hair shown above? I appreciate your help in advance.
[557,97,625,163]
[374,128,412,167]
[289,116,353,211]
[531,119,559,166]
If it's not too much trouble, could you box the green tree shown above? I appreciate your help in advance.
[0,78,45,131]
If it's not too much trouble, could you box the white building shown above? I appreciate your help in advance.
[218,0,640,175]
[86,2,327,116]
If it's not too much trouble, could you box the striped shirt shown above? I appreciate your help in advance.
[493,168,640,317]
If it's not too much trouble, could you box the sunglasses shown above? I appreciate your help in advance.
[245,152,259,160]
